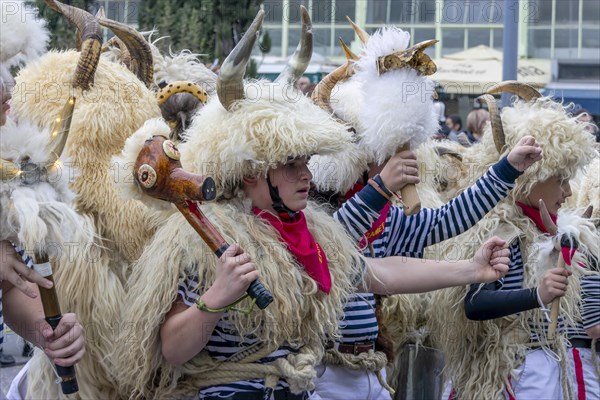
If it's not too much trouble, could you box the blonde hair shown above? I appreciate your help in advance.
[466,108,490,136]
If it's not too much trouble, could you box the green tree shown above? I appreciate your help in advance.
[138,0,260,62]
[34,0,97,50]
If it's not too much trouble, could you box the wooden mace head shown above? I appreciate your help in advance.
[133,135,216,205]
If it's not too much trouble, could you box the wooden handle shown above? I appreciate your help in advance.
[547,255,566,340]
[397,143,421,216]
[33,252,79,395]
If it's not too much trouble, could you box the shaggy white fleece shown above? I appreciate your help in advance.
[0,0,49,67]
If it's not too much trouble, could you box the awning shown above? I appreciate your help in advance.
[541,82,600,116]
[432,45,551,95]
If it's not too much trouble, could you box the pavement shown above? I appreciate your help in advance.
[0,329,31,396]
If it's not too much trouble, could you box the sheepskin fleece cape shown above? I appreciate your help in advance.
[578,156,600,222]
[116,199,364,398]
[11,50,163,399]
[12,49,163,262]
[428,202,599,400]
[181,79,353,194]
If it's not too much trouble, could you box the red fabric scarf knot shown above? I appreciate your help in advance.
[252,207,331,294]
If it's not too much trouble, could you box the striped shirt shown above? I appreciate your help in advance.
[496,240,600,342]
[565,274,600,341]
[0,244,34,347]
[334,158,519,344]
[178,275,300,398]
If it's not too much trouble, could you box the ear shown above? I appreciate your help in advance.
[242,176,258,187]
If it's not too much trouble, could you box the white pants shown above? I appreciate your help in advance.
[441,349,564,400]
[512,348,564,400]
[313,364,392,400]
[566,347,600,400]
[6,360,29,400]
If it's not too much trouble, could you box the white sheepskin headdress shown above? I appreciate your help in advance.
[355,27,439,164]
[179,79,354,193]
[0,0,49,68]
[0,118,84,249]
[310,26,439,194]
[469,97,597,200]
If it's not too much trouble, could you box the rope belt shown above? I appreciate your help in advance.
[323,347,396,397]
[188,344,319,395]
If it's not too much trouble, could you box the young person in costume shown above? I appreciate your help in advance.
[113,11,512,400]
[429,83,599,400]
[308,24,542,400]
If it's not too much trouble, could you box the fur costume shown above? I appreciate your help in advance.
[9,2,163,397]
[0,0,49,69]
[578,156,600,223]
[113,11,368,398]
[428,96,599,400]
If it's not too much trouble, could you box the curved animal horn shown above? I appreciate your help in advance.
[217,10,265,110]
[487,81,541,102]
[346,16,369,45]
[45,0,102,91]
[340,38,359,61]
[311,38,356,116]
[275,6,312,84]
[98,17,154,88]
[47,96,76,164]
[102,36,132,68]
[477,94,506,154]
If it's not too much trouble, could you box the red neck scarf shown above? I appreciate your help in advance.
[516,201,557,235]
[516,201,577,266]
[252,207,331,293]
[344,182,390,247]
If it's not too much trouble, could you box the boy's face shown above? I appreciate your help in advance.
[249,156,313,213]
[528,176,572,215]
[1,79,11,127]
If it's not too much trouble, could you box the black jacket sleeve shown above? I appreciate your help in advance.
[464,282,540,320]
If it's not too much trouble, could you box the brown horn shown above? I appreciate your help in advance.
[311,38,356,116]
[538,199,558,236]
[216,10,265,110]
[275,5,313,85]
[487,81,542,102]
[47,96,76,164]
[44,0,102,91]
[98,17,154,88]
[346,16,369,45]
[477,94,506,154]
[101,36,132,68]
[340,38,359,61]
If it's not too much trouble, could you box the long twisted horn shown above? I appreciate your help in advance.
[487,81,541,102]
[346,16,369,45]
[311,38,356,116]
[98,17,154,88]
[44,0,102,91]
[275,6,312,85]
[217,10,265,110]
[47,97,76,164]
[476,94,506,154]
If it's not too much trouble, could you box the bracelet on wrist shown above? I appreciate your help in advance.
[196,294,255,315]
[368,177,392,202]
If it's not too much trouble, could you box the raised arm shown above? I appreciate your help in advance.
[361,237,510,295]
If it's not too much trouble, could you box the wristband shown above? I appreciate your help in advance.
[368,176,392,202]
[196,294,255,314]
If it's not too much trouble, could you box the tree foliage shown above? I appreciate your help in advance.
[138,0,261,62]
[33,0,97,50]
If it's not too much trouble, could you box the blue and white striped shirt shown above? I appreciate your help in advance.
[334,158,519,344]
[178,275,300,398]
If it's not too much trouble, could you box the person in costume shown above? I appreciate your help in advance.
[0,2,85,396]
[113,11,512,400]
[308,24,542,400]
[428,83,599,400]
